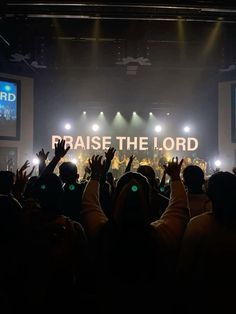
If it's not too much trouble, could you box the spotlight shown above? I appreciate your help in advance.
[133,111,136,115]
[71,158,77,164]
[64,123,71,130]
[117,111,120,114]
[155,125,162,133]
[92,124,99,132]
[214,160,221,168]
[100,111,104,115]
[83,111,86,115]
[166,112,170,116]
[32,157,39,165]
[149,112,153,116]
[183,126,190,133]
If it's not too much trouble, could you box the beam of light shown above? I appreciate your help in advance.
[202,21,222,57]
[32,157,39,165]
[64,123,71,130]
[92,123,99,132]
[177,17,186,59]
[83,111,86,114]
[214,159,221,167]
[71,158,77,164]
[155,125,162,133]
[183,125,190,133]
[112,111,128,131]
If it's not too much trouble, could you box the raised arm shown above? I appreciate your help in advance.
[81,155,108,240]
[151,157,190,250]
[41,139,70,176]
[36,149,49,175]
[125,154,135,173]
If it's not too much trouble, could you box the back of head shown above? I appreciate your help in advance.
[59,162,78,184]
[0,171,15,195]
[207,171,236,224]
[34,173,64,214]
[112,171,151,229]
[183,165,204,192]
[137,165,157,188]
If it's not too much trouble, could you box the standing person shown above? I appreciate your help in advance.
[177,171,236,313]
[182,165,212,218]
[81,156,189,314]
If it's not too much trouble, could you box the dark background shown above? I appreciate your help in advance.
[1,1,236,162]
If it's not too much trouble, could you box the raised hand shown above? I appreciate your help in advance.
[129,154,135,163]
[19,160,30,174]
[105,147,116,161]
[54,139,70,159]
[36,149,49,162]
[163,157,183,181]
[89,155,105,180]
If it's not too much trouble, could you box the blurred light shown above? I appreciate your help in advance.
[100,111,104,115]
[183,126,190,133]
[64,123,71,130]
[32,157,39,165]
[5,85,11,91]
[71,158,77,164]
[155,125,162,133]
[117,111,120,114]
[149,112,153,116]
[214,160,221,167]
[92,124,99,132]
[83,111,86,115]
[131,185,138,192]
[166,112,170,116]
[133,111,136,115]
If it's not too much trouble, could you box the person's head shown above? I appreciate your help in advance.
[34,173,64,214]
[112,172,151,230]
[0,171,15,195]
[183,165,205,193]
[137,165,157,188]
[207,171,236,225]
[59,162,78,184]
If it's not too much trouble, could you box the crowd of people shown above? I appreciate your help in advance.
[0,139,236,313]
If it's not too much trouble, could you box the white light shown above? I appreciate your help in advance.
[166,112,170,116]
[32,157,39,165]
[92,124,99,132]
[149,112,153,115]
[133,111,136,115]
[64,123,71,130]
[117,111,120,114]
[183,126,190,133]
[155,125,162,133]
[214,160,222,167]
[71,158,77,164]
[100,111,104,115]
[83,111,86,115]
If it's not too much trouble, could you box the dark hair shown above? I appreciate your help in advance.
[59,162,78,183]
[112,172,151,228]
[183,165,204,189]
[207,171,236,225]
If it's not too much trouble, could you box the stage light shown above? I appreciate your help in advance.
[4,85,11,91]
[183,126,190,133]
[83,111,86,115]
[117,111,120,115]
[64,123,71,130]
[92,124,99,132]
[155,125,162,133]
[100,111,104,115]
[214,160,221,168]
[166,112,170,116]
[71,158,77,164]
[32,157,39,165]
[149,112,153,116]
[133,111,136,115]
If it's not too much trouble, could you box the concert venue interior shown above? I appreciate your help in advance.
[2,2,236,314]
[1,1,236,174]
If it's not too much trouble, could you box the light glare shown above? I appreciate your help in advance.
[92,124,99,132]
[65,123,71,130]
[183,126,190,133]
[32,157,39,165]
[155,125,162,133]
[214,160,221,167]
